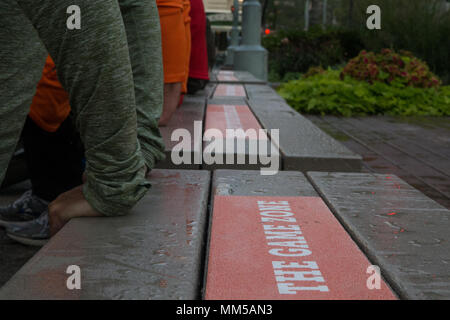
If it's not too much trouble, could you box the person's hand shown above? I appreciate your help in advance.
[48,185,102,236]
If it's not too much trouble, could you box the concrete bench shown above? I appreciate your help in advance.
[157,92,281,171]
[211,70,266,85]
[156,97,206,169]
[187,83,216,102]
[204,170,397,300]
[213,84,247,99]
[247,98,363,172]
[207,96,247,107]
[207,81,362,172]
[0,169,210,300]
[202,102,280,172]
[245,84,285,102]
[205,82,362,172]
[307,172,450,300]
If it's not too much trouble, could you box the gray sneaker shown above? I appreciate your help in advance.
[6,210,50,247]
[0,190,49,228]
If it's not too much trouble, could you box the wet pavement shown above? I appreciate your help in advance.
[307,116,450,209]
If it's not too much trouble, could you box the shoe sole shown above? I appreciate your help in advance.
[0,219,38,229]
[7,233,49,247]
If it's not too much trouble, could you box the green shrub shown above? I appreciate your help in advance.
[303,66,326,79]
[278,69,450,116]
[262,27,364,82]
[341,49,441,88]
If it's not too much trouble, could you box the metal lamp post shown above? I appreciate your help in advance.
[305,0,310,31]
[233,0,268,81]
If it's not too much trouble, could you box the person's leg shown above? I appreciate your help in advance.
[160,82,182,125]
[24,55,84,203]
[118,0,166,168]
[0,114,84,227]
[156,3,187,126]
[23,116,84,203]
[0,52,86,231]
[182,0,192,95]
[0,1,47,186]
[187,0,210,95]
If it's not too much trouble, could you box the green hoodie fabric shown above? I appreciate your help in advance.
[0,0,165,216]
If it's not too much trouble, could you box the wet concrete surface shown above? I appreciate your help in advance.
[0,170,211,299]
[157,97,206,169]
[308,116,450,209]
[308,172,450,300]
[211,70,266,85]
[248,99,363,172]
[245,84,282,101]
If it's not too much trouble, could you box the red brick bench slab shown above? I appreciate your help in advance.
[213,70,266,85]
[202,104,280,171]
[204,170,397,300]
[213,84,247,98]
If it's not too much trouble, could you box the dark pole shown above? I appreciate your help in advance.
[348,0,354,29]
[262,0,269,26]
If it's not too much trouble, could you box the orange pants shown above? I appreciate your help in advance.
[28,56,70,132]
[157,0,188,84]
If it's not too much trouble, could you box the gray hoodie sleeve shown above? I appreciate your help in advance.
[0,0,164,216]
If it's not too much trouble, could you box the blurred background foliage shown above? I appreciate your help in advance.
[261,0,450,84]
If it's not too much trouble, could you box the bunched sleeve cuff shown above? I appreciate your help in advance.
[82,166,151,217]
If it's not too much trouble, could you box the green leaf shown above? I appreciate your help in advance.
[277,68,450,117]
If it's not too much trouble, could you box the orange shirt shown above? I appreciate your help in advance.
[28,56,71,132]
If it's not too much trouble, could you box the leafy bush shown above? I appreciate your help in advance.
[303,66,326,79]
[278,69,450,116]
[341,49,441,88]
[262,27,364,82]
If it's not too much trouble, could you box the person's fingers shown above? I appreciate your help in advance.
[48,206,67,236]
